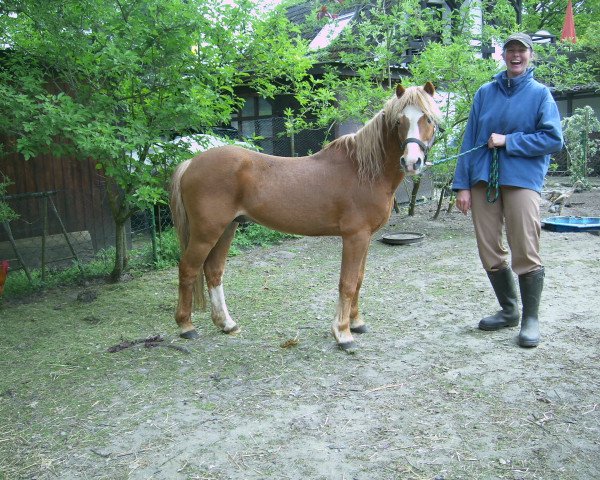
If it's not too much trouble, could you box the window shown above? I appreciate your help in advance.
[231,97,274,153]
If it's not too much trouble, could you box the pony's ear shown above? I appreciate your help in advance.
[424,81,436,97]
[395,84,405,98]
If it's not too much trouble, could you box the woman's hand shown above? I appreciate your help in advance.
[488,133,506,149]
[456,189,471,215]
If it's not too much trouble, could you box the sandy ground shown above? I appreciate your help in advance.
[2,182,599,480]
[116,185,599,479]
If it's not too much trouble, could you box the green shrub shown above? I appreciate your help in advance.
[230,223,295,255]
[0,174,18,223]
[562,106,600,189]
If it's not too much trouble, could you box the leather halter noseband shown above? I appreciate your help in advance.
[400,137,431,163]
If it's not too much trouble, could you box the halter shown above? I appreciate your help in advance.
[381,109,439,164]
[400,137,431,163]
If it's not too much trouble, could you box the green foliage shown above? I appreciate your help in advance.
[0,174,18,223]
[132,224,294,268]
[576,22,600,84]
[521,0,600,36]
[534,42,597,91]
[0,0,313,278]
[411,37,498,136]
[285,0,466,136]
[518,0,600,94]
[561,106,600,189]
[230,223,296,256]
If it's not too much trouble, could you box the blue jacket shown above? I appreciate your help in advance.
[452,68,563,194]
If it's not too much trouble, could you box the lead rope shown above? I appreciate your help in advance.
[428,140,500,203]
[430,143,486,166]
[486,148,500,203]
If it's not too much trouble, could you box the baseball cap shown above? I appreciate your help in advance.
[503,33,533,50]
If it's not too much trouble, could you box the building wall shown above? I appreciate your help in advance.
[0,143,117,252]
[555,94,600,120]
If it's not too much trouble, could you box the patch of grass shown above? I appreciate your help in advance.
[230,223,296,255]
[1,248,115,298]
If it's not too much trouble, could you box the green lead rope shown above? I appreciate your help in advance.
[486,148,500,203]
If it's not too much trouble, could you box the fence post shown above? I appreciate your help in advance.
[150,207,158,264]
[41,195,48,281]
[583,108,590,178]
[2,221,32,282]
[48,195,84,274]
[291,130,296,157]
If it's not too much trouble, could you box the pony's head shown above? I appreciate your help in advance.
[333,82,442,183]
[384,82,441,175]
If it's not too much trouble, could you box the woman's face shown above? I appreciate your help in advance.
[503,41,532,78]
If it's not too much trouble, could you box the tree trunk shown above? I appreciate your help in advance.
[407,176,421,216]
[105,177,132,282]
[110,218,129,281]
[433,184,446,220]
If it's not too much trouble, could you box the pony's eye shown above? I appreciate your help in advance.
[427,118,432,124]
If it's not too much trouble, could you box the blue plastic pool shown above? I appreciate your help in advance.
[541,216,600,232]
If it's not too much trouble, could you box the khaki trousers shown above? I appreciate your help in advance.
[470,182,542,275]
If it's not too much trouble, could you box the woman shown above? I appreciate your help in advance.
[453,33,563,348]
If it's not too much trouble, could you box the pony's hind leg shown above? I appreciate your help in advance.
[176,239,212,339]
[204,222,240,334]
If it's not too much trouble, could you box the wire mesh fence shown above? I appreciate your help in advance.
[549,134,600,176]
[1,192,93,282]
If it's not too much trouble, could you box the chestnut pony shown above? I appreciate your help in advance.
[170,83,441,350]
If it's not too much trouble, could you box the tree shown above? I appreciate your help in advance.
[0,0,311,280]
[277,0,446,139]
[521,0,600,35]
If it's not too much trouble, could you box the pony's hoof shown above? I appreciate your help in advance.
[180,329,200,340]
[223,325,241,335]
[350,325,368,334]
[338,341,357,353]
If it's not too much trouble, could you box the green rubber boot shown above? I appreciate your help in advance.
[479,267,520,331]
[518,268,544,348]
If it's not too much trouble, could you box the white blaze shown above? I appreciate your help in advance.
[402,105,426,173]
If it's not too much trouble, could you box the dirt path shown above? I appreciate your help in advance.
[1,186,599,479]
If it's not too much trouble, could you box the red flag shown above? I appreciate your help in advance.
[561,0,577,43]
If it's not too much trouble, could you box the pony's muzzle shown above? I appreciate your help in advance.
[400,156,424,174]
[400,137,428,174]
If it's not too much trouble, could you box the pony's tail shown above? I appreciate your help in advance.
[170,159,206,311]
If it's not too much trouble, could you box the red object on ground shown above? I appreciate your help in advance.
[561,0,577,43]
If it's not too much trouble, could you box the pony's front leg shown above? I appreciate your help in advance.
[349,251,369,334]
[332,232,371,350]
[204,222,240,334]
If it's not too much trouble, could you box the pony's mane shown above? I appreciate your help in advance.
[325,86,441,183]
